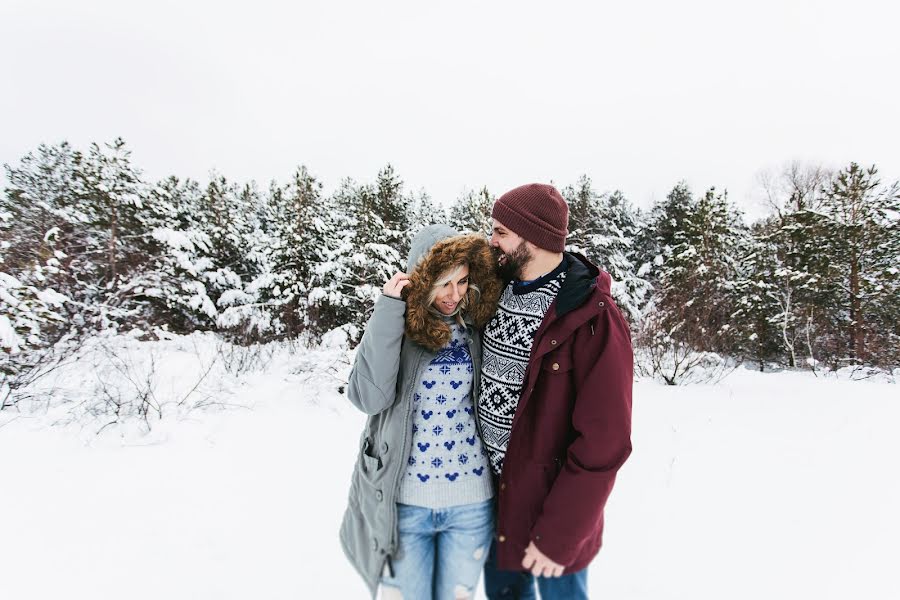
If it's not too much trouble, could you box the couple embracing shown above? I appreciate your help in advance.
[340,183,633,600]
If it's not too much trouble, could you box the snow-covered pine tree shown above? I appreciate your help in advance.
[635,181,694,289]
[1,150,73,407]
[305,179,357,341]
[739,208,830,369]
[601,189,653,322]
[206,176,273,343]
[449,187,493,237]
[652,186,748,355]
[373,164,412,259]
[818,163,900,366]
[731,225,784,369]
[308,167,411,345]
[409,190,448,235]
[1,141,83,310]
[200,173,247,295]
[744,164,834,368]
[2,141,80,269]
[74,138,152,331]
[870,197,900,366]
[562,175,596,254]
[183,173,265,339]
[0,209,68,388]
[562,176,650,322]
[0,269,68,409]
[140,176,217,332]
[252,166,331,340]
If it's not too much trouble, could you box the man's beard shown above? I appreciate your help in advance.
[494,240,532,281]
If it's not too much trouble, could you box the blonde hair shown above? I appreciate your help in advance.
[426,263,482,324]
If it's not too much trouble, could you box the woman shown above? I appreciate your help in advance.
[340,225,502,600]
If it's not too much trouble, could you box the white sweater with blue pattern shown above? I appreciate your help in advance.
[398,322,494,508]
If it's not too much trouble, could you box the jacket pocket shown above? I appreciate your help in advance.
[359,437,385,482]
[537,457,564,478]
[362,453,381,474]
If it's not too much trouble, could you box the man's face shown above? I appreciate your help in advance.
[490,219,532,280]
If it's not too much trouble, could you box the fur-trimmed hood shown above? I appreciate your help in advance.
[402,225,502,352]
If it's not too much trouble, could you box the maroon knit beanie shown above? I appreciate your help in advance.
[492,183,569,252]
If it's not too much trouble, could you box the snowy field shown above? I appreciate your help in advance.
[1,333,898,600]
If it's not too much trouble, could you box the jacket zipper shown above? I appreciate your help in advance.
[387,345,429,556]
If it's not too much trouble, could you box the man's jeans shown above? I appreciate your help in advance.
[483,538,589,600]
[380,499,494,600]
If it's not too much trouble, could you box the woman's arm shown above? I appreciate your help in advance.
[346,275,409,415]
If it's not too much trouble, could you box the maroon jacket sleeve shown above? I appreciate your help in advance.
[529,300,634,566]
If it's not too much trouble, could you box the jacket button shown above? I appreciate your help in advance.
[552,363,560,371]
[498,535,507,543]
[500,482,506,491]
[550,339,557,345]
[381,442,389,453]
[371,538,379,551]
[375,490,383,501]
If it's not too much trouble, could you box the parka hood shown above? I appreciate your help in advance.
[555,251,609,317]
[403,225,502,351]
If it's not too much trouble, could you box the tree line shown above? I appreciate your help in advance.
[1,139,897,399]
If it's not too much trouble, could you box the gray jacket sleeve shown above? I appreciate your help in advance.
[347,294,407,415]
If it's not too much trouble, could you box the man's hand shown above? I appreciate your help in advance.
[521,541,565,578]
[382,272,410,298]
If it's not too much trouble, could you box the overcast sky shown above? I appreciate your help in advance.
[2,0,898,221]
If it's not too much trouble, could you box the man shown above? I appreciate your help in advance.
[477,183,633,599]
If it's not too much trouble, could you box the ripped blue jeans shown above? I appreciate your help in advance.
[381,499,494,600]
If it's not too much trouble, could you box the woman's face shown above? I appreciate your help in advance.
[433,264,470,315]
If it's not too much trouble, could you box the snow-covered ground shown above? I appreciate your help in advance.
[1,334,897,599]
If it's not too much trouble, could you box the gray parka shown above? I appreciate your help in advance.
[339,225,500,597]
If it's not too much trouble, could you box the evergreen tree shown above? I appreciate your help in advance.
[742,209,832,368]
[76,138,146,284]
[449,187,493,237]
[1,141,83,280]
[372,164,412,259]
[0,211,68,358]
[562,176,650,321]
[818,163,900,365]
[183,173,266,339]
[306,179,358,340]
[309,168,411,344]
[731,226,784,369]
[652,186,748,354]
[254,166,330,339]
[602,190,653,322]
[69,138,155,330]
[140,176,217,332]
[562,175,596,254]
[636,181,694,288]
[409,190,447,235]
[214,180,270,340]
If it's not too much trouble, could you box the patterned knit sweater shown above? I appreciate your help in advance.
[478,261,567,475]
[399,321,494,508]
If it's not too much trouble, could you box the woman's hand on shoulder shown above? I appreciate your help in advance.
[383,272,410,299]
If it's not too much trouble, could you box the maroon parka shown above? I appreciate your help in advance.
[490,252,633,573]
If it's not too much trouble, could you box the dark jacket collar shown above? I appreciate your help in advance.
[555,252,602,318]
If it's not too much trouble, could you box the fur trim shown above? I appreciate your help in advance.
[403,234,502,352]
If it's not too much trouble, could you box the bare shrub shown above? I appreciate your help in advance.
[635,308,738,385]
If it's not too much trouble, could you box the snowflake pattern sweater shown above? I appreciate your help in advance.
[399,322,493,508]
[478,261,567,475]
